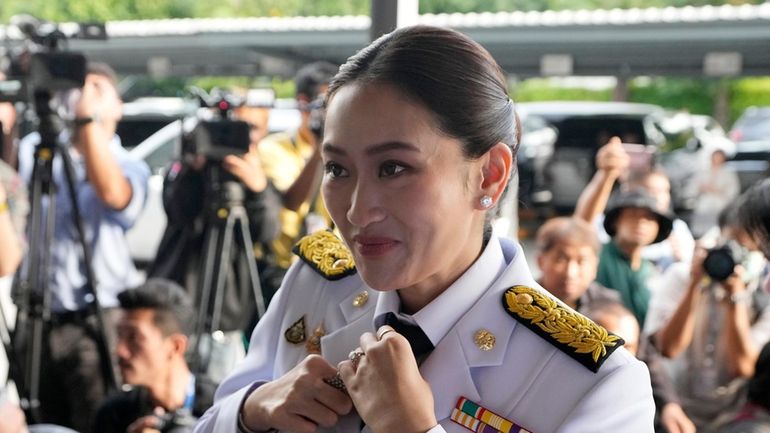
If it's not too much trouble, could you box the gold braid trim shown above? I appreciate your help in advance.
[293,230,357,280]
[503,285,622,371]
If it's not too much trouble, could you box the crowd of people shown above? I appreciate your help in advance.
[0,24,769,433]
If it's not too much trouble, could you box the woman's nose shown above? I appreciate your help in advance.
[346,181,385,227]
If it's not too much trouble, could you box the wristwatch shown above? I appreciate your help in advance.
[729,291,751,305]
[74,113,100,127]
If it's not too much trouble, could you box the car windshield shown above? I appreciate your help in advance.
[117,118,177,150]
[732,107,770,142]
[551,115,649,148]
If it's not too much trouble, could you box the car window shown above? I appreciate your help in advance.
[117,118,176,150]
[144,137,178,174]
[551,116,648,149]
[732,108,770,141]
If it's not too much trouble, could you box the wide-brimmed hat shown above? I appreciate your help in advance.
[603,189,674,245]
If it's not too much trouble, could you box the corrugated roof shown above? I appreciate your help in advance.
[4,3,765,40]
[420,3,770,28]
[106,15,370,37]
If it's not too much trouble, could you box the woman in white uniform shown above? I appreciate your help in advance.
[194,25,654,433]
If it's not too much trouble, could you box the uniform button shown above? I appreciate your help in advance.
[515,293,533,305]
[332,258,349,269]
[474,329,496,351]
[705,343,715,353]
[352,291,369,307]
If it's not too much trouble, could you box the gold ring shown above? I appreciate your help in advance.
[348,349,365,366]
[323,372,347,394]
[377,327,396,341]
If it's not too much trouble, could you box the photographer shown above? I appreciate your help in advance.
[94,279,216,433]
[16,62,150,433]
[147,108,281,378]
[256,61,337,279]
[646,202,770,432]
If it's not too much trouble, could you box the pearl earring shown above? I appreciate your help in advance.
[480,195,493,209]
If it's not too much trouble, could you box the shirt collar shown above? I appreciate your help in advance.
[373,235,508,346]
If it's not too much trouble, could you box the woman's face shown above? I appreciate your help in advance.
[321,82,488,300]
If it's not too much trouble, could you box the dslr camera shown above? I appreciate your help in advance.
[703,240,748,282]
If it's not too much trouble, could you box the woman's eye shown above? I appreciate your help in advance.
[380,162,406,177]
[324,162,348,178]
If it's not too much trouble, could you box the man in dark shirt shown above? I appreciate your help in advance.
[94,279,215,433]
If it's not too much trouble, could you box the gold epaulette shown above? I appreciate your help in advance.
[502,285,624,373]
[292,230,357,281]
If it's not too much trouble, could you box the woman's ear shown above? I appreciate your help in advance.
[478,142,513,208]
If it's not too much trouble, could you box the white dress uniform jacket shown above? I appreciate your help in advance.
[194,233,655,433]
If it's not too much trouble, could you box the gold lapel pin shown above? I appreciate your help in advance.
[474,329,496,351]
[284,316,307,344]
[352,291,369,307]
[305,323,325,354]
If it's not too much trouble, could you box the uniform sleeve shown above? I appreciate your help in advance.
[555,358,655,433]
[193,260,304,433]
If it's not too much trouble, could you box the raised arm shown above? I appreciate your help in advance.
[656,248,706,358]
[573,137,629,223]
[75,74,133,211]
[720,269,762,378]
[281,146,323,212]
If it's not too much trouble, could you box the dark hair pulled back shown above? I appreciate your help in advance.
[738,178,770,259]
[326,25,517,159]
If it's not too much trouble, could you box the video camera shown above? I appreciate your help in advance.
[182,88,251,160]
[1,15,106,103]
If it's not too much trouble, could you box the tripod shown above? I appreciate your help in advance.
[8,90,117,423]
[191,164,266,376]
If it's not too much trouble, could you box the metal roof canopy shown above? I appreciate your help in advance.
[2,3,769,78]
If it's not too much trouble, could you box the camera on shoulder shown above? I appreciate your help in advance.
[182,88,251,161]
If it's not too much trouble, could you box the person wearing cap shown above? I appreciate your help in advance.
[575,137,695,271]
[596,188,674,328]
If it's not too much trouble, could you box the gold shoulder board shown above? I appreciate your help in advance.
[502,285,624,373]
[293,230,357,281]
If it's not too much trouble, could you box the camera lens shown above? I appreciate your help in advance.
[703,246,737,282]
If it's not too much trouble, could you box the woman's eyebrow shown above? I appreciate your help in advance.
[322,141,420,156]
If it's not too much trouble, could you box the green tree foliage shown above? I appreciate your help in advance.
[730,77,770,125]
[1,0,764,22]
[513,78,613,102]
[628,77,718,116]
